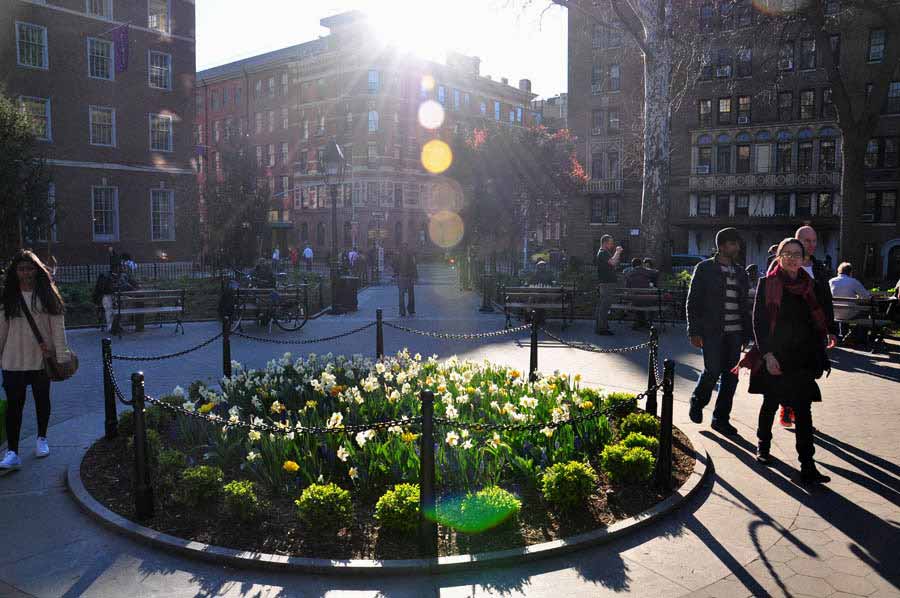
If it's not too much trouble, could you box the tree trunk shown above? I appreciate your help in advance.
[839,136,868,275]
[640,40,673,271]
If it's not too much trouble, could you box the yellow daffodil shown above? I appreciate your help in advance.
[283,460,299,473]
[247,430,261,442]
[401,431,419,443]
[198,403,214,414]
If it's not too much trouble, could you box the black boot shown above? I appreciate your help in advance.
[756,441,773,465]
[800,462,830,484]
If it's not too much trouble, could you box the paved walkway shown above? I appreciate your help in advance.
[1,264,898,597]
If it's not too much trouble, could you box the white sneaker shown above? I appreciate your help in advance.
[36,437,50,458]
[0,450,22,470]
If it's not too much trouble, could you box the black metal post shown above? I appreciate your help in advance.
[655,360,675,492]
[318,281,324,312]
[376,308,384,359]
[102,338,117,439]
[222,316,232,378]
[479,272,493,313]
[131,372,155,520]
[418,390,438,557]
[645,326,659,416]
[529,310,539,382]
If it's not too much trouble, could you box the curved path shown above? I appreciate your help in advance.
[1,264,898,597]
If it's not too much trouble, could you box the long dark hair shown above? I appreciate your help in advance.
[2,250,65,319]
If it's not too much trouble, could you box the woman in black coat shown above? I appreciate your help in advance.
[748,238,834,484]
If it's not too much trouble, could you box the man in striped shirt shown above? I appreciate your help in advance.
[686,228,753,436]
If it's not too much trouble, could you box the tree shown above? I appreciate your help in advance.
[0,89,54,261]
[449,124,587,262]
[202,144,272,269]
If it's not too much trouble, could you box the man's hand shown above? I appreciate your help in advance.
[764,353,782,376]
[826,334,837,349]
[38,342,52,358]
[614,246,624,255]
[690,336,703,349]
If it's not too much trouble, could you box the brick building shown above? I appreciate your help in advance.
[2,0,198,266]
[567,0,900,282]
[195,10,540,263]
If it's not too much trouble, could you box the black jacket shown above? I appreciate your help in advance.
[808,256,837,335]
[686,256,752,342]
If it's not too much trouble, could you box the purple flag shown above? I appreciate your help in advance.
[113,24,129,73]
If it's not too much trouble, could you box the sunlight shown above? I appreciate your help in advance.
[368,1,477,63]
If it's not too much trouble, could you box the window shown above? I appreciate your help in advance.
[92,186,118,241]
[609,64,620,91]
[698,99,712,126]
[885,138,898,168]
[591,198,618,223]
[16,22,48,69]
[700,51,713,80]
[268,110,275,133]
[254,112,263,134]
[89,106,115,146]
[222,88,228,106]
[736,144,751,173]
[87,38,113,80]
[195,93,203,113]
[774,193,790,216]
[797,193,813,217]
[255,80,262,98]
[516,106,523,123]
[887,82,900,114]
[735,194,749,216]
[368,110,379,132]
[738,95,751,122]
[368,69,380,94]
[820,138,836,171]
[480,101,486,115]
[755,143,771,173]
[776,141,792,173]
[815,192,832,216]
[868,29,886,63]
[779,42,794,71]
[591,63,603,87]
[717,97,732,124]
[720,1,734,30]
[592,24,603,48]
[150,189,175,241]
[87,0,113,18]
[394,183,403,207]
[492,101,500,121]
[799,38,816,70]
[698,195,712,217]
[267,144,275,167]
[717,143,731,173]
[149,113,173,151]
[281,107,289,129]
[716,48,732,78]
[19,97,51,141]
[317,222,326,246]
[234,87,241,105]
[698,146,712,173]
[608,151,620,178]
[778,91,793,121]
[829,34,841,66]
[607,198,619,223]
[737,48,752,77]
[453,89,460,111]
[716,194,730,216]
[821,87,835,119]
[607,109,620,132]
[509,110,515,123]
[148,51,171,90]
[211,91,219,111]
[367,142,377,164]
[824,0,840,14]
[865,139,880,168]
[463,92,470,108]
[148,0,170,33]
[255,146,263,166]
[699,3,714,30]
[591,155,604,179]
[800,90,815,120]
[437,85,446,105]
[268,77,275,98]
[280,142,289,164]
[302,119,309,139]
[798,141,813,171]
[281,73,288,96]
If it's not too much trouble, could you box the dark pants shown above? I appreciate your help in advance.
[691,333,743,424]
[398,279,415,315]
[3,370,51,453]
[757,395,815,465]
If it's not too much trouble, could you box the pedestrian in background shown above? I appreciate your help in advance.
[594,234,623,335]
[396,243,417,317]
[0,250,69,470]
[303,244,314,272]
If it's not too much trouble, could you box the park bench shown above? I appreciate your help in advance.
[113,289,185,337]
[230,285,309,332]
[833,295,893,353]
[503,285,574,328]
[611,287,687,330]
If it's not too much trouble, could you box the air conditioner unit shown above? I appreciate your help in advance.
[861,213,875,223]
[696,165,710,174]
[737,115,750,124]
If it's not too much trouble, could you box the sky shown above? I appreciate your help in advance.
[196,0,568,99]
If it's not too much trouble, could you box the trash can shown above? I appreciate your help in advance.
[333,276,359,313]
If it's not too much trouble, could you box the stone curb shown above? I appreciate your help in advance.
[66,430,711,575]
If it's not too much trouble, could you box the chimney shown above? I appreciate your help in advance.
[501,77,509,85]
[518,79,532,92]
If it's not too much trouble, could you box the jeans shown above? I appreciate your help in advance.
[757,394,815,464]
[398,279,415,315]
[691,332,743,423]
[594,283,617,332]
[3,370,51,454]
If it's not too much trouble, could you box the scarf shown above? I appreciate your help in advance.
[733,263,829,374]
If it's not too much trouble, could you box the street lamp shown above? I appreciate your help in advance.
[323,138,345,312]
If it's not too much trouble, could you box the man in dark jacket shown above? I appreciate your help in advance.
[397,243,418,316]
[686,228,752,436]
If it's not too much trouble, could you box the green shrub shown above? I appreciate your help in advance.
[179,465,224,507]
[375,483,420,533]
[600,444,655,484]
[540,461,598,511]
[620,412,660,438]
[458,486,521,532]
[620,432,659,455]
[157,449,186,480]
[223,480,260,522]
[117,406,169,436]
[295,483,353,531]
[603,392,637,417]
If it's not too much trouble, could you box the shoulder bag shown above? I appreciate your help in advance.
[18,294,79,382]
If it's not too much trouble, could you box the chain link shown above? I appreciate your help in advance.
[111,332,224,362]
[383,321,531,341]
[103,355,132,405]
[231,322,375,345]
[540,327,653,354]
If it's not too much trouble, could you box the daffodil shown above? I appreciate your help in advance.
[540,426,554,438]
[349,466,359,480]
[198,402,215,414]
[445,430,460,446]
[283,460,299,472]
[337,446,350,462]
[247,429,261,442]
[246,450,259,462]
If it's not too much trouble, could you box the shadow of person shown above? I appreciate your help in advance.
[813,428,900,480]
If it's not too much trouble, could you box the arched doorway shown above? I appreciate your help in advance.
[885,239,900,284]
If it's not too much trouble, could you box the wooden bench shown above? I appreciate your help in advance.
[503,286,573,328]
[114,289,185,337]
[611,287,687,329]
[231,285,309,331]
[833,296,892,352]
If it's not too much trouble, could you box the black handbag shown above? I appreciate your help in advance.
[18,294,78,382]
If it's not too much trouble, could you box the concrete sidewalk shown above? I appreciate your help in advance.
[1,264,898,597]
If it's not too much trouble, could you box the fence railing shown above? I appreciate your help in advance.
[101,309,675,556]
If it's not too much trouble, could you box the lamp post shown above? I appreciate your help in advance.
[323,138,345,313]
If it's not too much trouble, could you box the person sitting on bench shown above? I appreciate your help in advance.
[829,262,871,345]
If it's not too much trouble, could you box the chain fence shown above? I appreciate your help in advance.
[111,333,224,362]
[383,321,531,341]
[539,326,653,354]
[230,322,376,345]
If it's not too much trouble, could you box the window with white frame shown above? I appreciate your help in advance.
[255,112,263,134]
[280,142,288,164]
[86,0,113,18]
[150,189,175,241]
[268,144,275,166]
[368,110,379,132]
[148,0,170,33]
[281,107,288,129]
[494,101,501,120]
[92,186,118,241]
[281,73,288,96]
[268,77,275,98]
[34,183,57,242]
[148,51,171,90]
[89,106,116,146]
[16,22,48,69]
[367,69,380,93]
[149,113,173,151]
[256,145,263,166]
[88,38,113,79]
[19,96,51,141]
[268,110,275,132]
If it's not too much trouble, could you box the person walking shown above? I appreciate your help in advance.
[686,227,752,436]
[0,250,70,470]
[594,235,623,335]
[744,238,835,484]
[396,243,417,316]
[303,244,314,272]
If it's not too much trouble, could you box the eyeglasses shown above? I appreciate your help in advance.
[779,252,803,260]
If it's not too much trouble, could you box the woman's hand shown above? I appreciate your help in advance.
[38,342,52,358]
[764,352,782,376]
[826,334,837,349]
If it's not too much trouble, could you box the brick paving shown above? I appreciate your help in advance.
[1,264,898,597]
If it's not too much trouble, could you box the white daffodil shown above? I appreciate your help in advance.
[540,426,554,438]
[246,450,259,462]
[337,446,350,462]
[326,412,344,429]
[247,429,261,442]
[172,385,185,397]
[445,430,460,447]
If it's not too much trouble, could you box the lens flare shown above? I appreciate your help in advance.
[418,100,445,130]
[421,75,435,92]
[421,139,453,174]
[426,494,518,533]
[428,210,464,249]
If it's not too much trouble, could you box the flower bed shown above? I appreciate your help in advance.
[82,350,695,559]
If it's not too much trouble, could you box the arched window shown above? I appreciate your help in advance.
[717,134,731,144]
[798,128,814,140]
[819,126,837,137]
[735,132,751,143]
[697,134,713,145]
[717,135,732,173]
[755,130,772,142]
[776,130,792,142]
